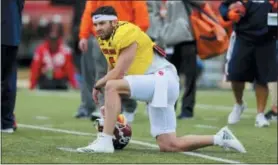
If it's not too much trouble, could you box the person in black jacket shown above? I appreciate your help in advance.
[219,0,277,127]
[1,0,25,133]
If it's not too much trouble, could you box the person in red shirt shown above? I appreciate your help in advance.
[29,22,78,90]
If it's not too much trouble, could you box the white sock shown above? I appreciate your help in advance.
[102,132,113,141]
[256,113,265,118]
[213,135,223,146]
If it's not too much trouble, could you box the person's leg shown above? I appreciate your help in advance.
[265,82,277,120]
[76,56,92,118]
[269,82,277,113]
[71,37,88,118]
[231,82,245,105]
[76,37,96,118]
[72,38,83,88]
[150,105,215,152]
[254,39,277,126]
[178,42,197,119]
[76,72,158,153]
[146,67,246,153]
[155,126,246,153]
[10,64,17,130]
[71,38,82,72]
[77,79,131,153]
[168,43,182,111]
[196,56,204,79]
[90,37,108,120]
[226,37,254,124]
[265,41,278,119]
[1,45,18,132]
[254,83,268,114]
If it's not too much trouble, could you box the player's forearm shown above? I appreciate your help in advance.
[95,68,124,89]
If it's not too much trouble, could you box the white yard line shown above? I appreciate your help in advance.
[18,124,245,164]
[196,104,256,113]
[35,116,50,120]
[194,124,218,129]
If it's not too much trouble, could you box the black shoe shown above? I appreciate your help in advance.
[177,114,193,120]
[75,113,89,119]
[90,115,100,121]
[74,107,91,119]
[74,111,90,119]
[90,111,101,121]
[265,110,277,120]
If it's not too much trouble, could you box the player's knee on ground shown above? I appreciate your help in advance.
[156,134,181,152]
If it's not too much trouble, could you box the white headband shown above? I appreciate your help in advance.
[92,14,118,22]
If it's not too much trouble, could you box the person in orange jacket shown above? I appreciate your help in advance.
[75,1,150,121]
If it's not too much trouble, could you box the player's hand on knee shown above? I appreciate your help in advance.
[79,38,88,53]
[100,106,105,118]
[92,88,100,104]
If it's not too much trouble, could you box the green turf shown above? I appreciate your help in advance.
[1,89,277,164]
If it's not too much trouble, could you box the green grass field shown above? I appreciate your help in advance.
[1,89,277,164]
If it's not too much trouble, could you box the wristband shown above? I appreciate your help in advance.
[94,86,101,91]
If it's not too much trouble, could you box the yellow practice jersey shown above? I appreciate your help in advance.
[97,21,155,75]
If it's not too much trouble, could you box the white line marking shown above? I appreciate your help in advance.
[57,147,80,153]
[35,116,49,120]
[18,124,93,136]
[194,124,218,129]
[18,124,244,164]
[27,90,79,98]
[203,118,219,121]
[196,104,256,113]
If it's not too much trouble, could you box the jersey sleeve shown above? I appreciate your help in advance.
[112,23,141,51]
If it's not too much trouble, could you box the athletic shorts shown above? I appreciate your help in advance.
[225,33,277,85]
[124,66,180,138]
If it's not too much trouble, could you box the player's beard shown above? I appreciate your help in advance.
[100,26,114,40]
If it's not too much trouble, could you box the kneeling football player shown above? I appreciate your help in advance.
[77,6,246,153]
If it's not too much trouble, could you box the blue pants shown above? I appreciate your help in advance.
[1,45,17,129]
